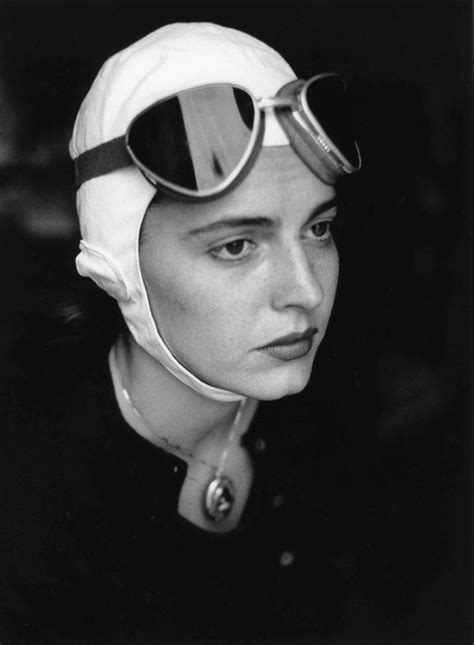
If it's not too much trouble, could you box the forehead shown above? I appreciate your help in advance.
[144,146,336,233]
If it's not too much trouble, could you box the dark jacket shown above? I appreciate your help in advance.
[0,336,438,644]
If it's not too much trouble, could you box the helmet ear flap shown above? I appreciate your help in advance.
[76,241,130,302]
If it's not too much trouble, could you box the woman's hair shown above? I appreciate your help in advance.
[0,271,125,403]
[57,279,128,349]
[10,276,126,381]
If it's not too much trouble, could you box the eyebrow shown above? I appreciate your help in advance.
[184,196,339,238]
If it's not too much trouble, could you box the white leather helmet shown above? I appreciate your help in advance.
[69,22,295,402]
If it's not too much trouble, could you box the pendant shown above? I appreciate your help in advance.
[204,476,235,522]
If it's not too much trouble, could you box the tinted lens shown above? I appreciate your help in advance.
[127,86,257,192]
[305,75,359,167]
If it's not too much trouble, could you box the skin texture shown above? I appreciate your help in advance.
[139,145,339,401]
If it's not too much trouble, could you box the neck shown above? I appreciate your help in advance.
[112,335,255,457]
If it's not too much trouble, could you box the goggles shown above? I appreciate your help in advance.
[75,73,361,200]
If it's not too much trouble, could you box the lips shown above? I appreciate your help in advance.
[262,327,319,348]
[259,327,319,362]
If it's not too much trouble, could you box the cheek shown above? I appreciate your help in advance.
[140,248,186,332]
[329,251,340,298]
[182,282,255,345]
[144,262,252,353]
[317,249,339,320]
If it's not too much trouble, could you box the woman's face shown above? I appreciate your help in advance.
[140,146,339,400]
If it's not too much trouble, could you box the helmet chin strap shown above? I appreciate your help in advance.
[162,346,247,403]
[145,322,247,403]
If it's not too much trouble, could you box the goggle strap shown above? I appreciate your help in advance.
[74,136,131,189]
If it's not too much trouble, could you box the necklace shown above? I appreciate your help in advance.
[109,345,247,523]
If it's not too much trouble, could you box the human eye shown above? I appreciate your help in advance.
[307,218,334,243]
[210,238,256,262]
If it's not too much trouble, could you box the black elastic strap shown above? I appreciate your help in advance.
[74,136,131,189]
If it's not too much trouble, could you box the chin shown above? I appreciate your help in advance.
[255,376,312,401]
[239,360,314,401]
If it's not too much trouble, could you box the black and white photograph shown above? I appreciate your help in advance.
[0,1,471,643]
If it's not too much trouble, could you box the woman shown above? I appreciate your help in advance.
[0,22,392,644]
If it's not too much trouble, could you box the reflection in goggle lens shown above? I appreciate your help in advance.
[128,87,256,191]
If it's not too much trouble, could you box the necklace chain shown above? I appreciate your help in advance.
[120,383,246,476]
[110,344,247,523]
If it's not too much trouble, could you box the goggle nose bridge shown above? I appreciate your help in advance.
[255,96,297,110]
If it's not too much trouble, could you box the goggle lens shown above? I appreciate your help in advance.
[127,86,257,194]
[304,75,359,169]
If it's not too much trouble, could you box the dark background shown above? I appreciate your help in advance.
[0,0,471,641]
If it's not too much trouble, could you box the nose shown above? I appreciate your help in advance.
[271,242,325,313]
